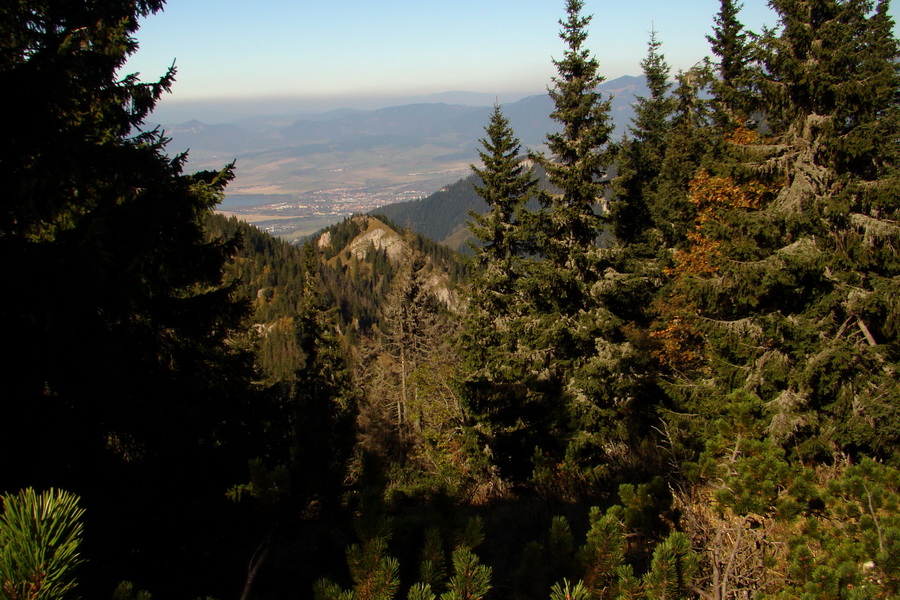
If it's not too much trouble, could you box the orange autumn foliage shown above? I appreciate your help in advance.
[650,292,708,370]
[653,171,769,369]
[667,171,767,277]
[725,126,759,146]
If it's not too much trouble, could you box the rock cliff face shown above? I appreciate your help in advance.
[316,215,459,311]
[318,216,407,261]
[345,222,407,263]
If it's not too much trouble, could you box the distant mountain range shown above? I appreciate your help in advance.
[162,75,647,160]
[159,75,649,217]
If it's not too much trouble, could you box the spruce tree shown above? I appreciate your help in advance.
[528,0,614,316]
[651,64,716,251]
[745,0,900,461]
[0,1,253,593]
[527,0,615,397]
[468,105,536,308]
[611,29,674,254]
[459,105,544,484]
[608,29,675,310]
[653,14,900,597]
[1,0,248,472]
[464,104,537,374]
[661,0,900,464]
[707,0,756,124]
[563,31,680,484]
[643,63,718,379]
[503,0,619,489]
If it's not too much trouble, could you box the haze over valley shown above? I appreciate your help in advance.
[157,76,649,239]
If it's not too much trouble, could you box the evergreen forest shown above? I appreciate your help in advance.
[2,1,900,599]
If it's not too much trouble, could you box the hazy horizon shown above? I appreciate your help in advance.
[124,0,820,122]
[146,88,550,124]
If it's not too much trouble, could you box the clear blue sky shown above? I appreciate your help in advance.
[123,0,892,110]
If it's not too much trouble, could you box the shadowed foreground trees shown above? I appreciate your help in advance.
[0,1,264,596]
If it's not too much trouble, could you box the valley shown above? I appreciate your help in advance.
[219,180,459,241]
[160,76,650,239]
[214,147,475,240]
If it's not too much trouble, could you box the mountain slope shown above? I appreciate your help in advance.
[370,164,557,253]
[371,175,485,250]
[314,215,466,332]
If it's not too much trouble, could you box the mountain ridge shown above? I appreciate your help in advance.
[160,75,649,158]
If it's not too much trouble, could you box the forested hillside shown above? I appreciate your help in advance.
[370,166,552,254]
[2,1,899,600]
[373,175,487,250]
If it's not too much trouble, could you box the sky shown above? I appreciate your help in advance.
[121,0,886,119]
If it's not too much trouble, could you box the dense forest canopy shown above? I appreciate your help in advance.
[2,1,899,599]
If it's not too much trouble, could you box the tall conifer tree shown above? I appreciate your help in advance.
[529,0,614,317]
[460,106,541,479]
[612,29,674,254]
[0,0,253,478]
[527,0,673,489]
[566,32,679,480]
[662,0,900,463]
[466,0,619,487]
[707,0,756,124]
[467,104,537,328]
[0,1,256,593]
[518,0,616,385]
[757,0,900,460]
